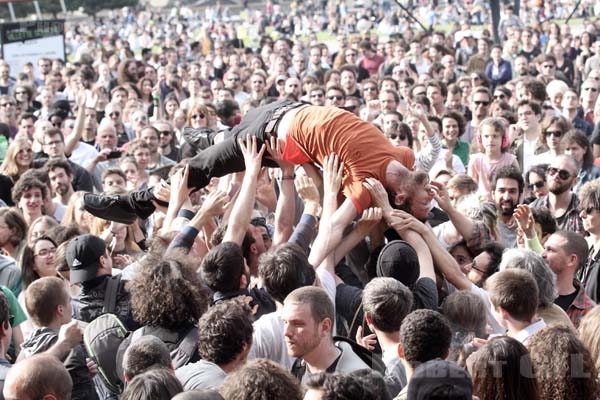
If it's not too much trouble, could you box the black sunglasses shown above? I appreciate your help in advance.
[585,206,596,215]
[548,167,571,180]
[388,133,407,141]
[527,181,545,191]
[474,100,490,106]
[191,114,205,120]
[158,130,172,136]
[544,130,563,137]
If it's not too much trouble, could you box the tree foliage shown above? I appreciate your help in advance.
[0,0,139,20]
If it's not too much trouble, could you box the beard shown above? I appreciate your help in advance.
[55,183,70,195]
[548,180,572,195]
[498,199,517,216]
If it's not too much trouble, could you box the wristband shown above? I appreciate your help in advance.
[177,209,195,220]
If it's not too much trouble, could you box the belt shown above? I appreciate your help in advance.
[263,102,305,136]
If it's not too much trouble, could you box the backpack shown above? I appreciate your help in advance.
[82,275,128,394]
[333,336,387,374]
[83,313,129,394]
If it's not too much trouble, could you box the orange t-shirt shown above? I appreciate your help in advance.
[283,106,415,213]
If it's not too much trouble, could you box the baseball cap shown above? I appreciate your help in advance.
[407,359,472,400]
[276,75,288,83]
[376,240,420,287]
[66,234,107,284]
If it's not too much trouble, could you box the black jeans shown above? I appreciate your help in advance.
[186,99,298,188]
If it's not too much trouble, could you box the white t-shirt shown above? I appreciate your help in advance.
[247,268,337,370]
[69,142,99,168]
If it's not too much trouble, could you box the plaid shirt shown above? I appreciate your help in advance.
[567,280,596,328]
[530,194,585,236]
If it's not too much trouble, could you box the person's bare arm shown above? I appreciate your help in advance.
[267,137,296,246]
[223,135,266,246]
[160,166,192,236]
[431,180,477,242]
[390,210,471,289]
[332,207,382,266]
[309,154,357,268]
[301,162,324,198]
[64,90,92,156]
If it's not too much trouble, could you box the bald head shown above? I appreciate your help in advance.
[4,354,72,400]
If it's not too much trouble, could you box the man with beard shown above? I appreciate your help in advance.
[46,159,74,206]
[491,165,524,247]
[530,155,584,235]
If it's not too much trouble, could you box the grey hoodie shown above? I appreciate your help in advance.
[0,256,21,297]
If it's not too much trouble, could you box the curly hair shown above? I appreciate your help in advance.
[220,359,302,400]
[129,256,209,330]
[469,336,539,400]
[197,299,253,366]
[579,306,600,377]
[529,325,599,400]
[399,309,451,369]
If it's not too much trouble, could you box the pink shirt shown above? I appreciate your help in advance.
[469,152,517,201]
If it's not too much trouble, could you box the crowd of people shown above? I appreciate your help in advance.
[0,1,600,399]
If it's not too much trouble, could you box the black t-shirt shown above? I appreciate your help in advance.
[555,288,579,312]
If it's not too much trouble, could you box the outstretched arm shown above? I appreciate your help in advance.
[309,154,358,268]
[223,135,266,246]
[267,137,296,246]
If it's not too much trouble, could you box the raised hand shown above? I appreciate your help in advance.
[239,135,266,177]
[430,180,452,212]
[58,320,83,349]
[513,204,535,238]
[323,153,344,197]
[356,325,378,351]
[295,175,320,205]
[363,177,392,212]
[170,164,192,206]
[355,207,383,234]
[389,209,428,236]
[200,189,231,218]
[266,136,293,173]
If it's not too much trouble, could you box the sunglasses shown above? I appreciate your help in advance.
[544,130,563,137]
[473,100,490,106]
[110,112,121,117]
[548,167,571,180]
[388,133,407,141]
[191,113,205,120]
[159,130,172,136]
[328,95,343,101]
[527,181,545,191]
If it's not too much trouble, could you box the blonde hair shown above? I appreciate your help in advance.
[0,137,32,181]
[578,305,600,377]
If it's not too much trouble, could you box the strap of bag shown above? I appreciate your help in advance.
[103,275,122,314]
[348,304,365,338]
[177,327,199,361]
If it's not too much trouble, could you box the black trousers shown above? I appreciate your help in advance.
[186,99,298,188]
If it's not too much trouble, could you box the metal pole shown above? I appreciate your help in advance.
[7,2,16,22]
[59,0,67,14]
[33,1,41,19]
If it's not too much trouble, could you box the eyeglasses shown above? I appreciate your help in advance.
[473,100,490,106]
[544,130,563,137]
[548,167,571,180]
[35,247,56,257]
[191,113,205,120]
[159,130,172,136]
[527,181,545,190]
[135,116,148,122]
[328,95,343,101]
[470,260,486,274]
[388,133,407,141]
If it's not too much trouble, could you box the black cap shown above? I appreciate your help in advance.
[407,359,472,400]
[376,240,420,287]
[66,234,106,284]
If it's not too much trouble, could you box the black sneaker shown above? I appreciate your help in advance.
[83,193,138,225]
